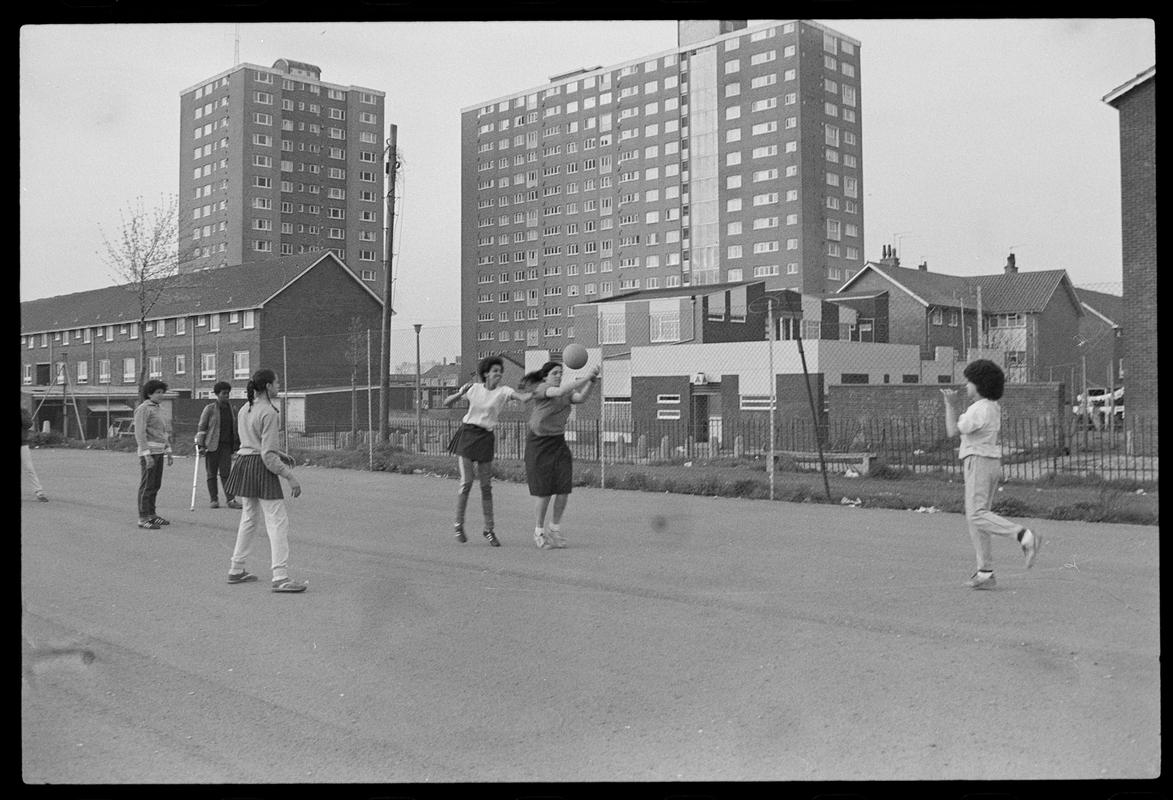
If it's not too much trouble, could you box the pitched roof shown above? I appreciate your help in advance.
[841,262,1082,314]
[20,253,382,334]
[1103,65,1155,105]
[1074,287,1124,326]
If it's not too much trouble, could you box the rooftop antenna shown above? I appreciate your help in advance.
[234,23,240,65]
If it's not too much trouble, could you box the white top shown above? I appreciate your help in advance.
[462,384,519,431]
[957,397,1002,460]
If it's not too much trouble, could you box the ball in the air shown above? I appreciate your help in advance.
[562,343,589,369]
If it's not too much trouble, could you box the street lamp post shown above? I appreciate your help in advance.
[414,323,423,452]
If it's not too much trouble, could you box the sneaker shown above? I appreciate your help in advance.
[547,528,567,548]
[226,499,242,509]
[454,524,467,543]
[209,500,220,509]
[966,571,996,589]
[137,519,161,530]
[36,492,49,503]
[1021,528,1042,569]
[271,577,307,593]
[483,530,500,547]
[151,516,171,526]
[533,528,553,550]
[227,570,258,584]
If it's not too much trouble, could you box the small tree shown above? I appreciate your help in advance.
[99,194,182,387]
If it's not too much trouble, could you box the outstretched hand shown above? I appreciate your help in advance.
[939,388,960,405]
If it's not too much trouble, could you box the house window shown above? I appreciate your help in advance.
[201,353,216,380]
[148,357,162,379]
[130,323,139,340]
[840,373,869,384]
[76,361,88,384]
[931,308,944,326]
[98,359,111,384]
[175,354,186,375]
[948,309,959,327]
[22,364,32,385]
[155,319,166,337]
[123,358,136,383]
[233,351,250,380]
[242,310,256,330]
[176,317,186,335]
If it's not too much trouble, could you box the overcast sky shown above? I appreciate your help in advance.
[21,19,1154,334]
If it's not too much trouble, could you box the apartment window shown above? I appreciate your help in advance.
[76,360,88,384]
[122,358,136,383]
[232,351,250,380]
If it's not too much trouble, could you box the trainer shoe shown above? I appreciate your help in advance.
[533,528,553,550]
[151,516,171,526]
[137,519,161,530]
[36,492,49,502]
[454,523,467,543]
[483,530,500,547]
[209,500,220,509]
[271,577,307,593]
[226,499,242,509]
[546,528,567,548]
[966,571,996,589]
[227,570,258,584]
[1020,528,1042,569]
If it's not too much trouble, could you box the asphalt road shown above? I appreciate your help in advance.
[21,448,1160,783]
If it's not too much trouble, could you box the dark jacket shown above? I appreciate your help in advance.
[195,401,241,453]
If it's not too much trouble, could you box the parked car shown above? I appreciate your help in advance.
[1072,387,1124,428]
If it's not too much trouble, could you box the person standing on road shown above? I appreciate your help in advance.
[194,381,242,509]
[441,355,532,546]
[21,405,49,502]
[133,380,173,530]
[521,360,600,549]
[942,358,1042,589]
[223,369,307,593]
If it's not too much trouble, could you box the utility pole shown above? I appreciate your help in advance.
[379,124,399,443]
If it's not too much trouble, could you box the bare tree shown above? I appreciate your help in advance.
[99,194,182,387]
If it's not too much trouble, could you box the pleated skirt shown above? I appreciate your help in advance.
[224,453,284,500]
[448,423,496,462]
[525,432,573,497]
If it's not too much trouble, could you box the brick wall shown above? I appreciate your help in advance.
[1116,79,1157,440]
[260,259,384,390]
[828,382,1067,426]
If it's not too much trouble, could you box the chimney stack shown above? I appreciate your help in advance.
[918,261,928,271]
[1005,253,1017,274]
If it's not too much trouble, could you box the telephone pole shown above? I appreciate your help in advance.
[379,124,399,442]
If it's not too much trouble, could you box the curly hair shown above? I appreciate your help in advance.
[476,355,504,382]
[963,359,1005,401]
[142,379,168,399]
[212,380,233,395]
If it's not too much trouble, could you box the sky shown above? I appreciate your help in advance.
[20,18,1154,358]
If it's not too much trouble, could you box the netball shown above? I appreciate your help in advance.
[562,343,588,369]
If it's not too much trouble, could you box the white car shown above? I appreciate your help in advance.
[1072,387,1124,426]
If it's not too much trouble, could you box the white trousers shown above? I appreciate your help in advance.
[229,497,290,581]
[21,445,43,495]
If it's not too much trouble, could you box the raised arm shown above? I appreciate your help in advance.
[442,381,475,408]
[544,365,601,400]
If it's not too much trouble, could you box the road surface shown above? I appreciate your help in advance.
[21,449,1160,783]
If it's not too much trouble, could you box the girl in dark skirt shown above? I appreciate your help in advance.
[224,369,306,593]
[521,360,600,549]
[442,355,531,546]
